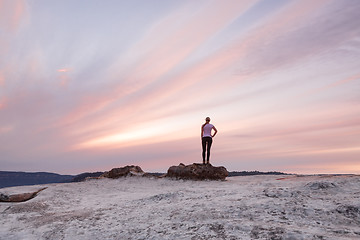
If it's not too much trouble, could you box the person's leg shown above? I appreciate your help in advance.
[206,137,213,164]
[202,137,206,164]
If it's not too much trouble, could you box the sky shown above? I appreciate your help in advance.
[0,0,359,175]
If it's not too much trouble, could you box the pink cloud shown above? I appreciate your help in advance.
[0,125,13,134]
[0,71,5,86]
[11,0,25,30]
[292,73,360,101]
[0,97,7,110]
[0,0,27,32]
[0,1,26,63]
[57,68,71,73]
[317,73,360,94]
[57,68,72,87]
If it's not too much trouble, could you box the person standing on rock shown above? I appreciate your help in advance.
[201,117,218,165]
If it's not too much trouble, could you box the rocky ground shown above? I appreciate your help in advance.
[0,175,359,239]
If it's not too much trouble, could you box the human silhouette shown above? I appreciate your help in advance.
[201,117,217,164]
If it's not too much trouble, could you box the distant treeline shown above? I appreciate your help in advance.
[228,171,288,177]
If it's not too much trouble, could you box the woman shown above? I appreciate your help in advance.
[201,117,218,164]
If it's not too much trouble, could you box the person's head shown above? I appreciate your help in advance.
[205,117,211,122]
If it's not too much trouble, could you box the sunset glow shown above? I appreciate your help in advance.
[57,68,70,72]
[0,0,359,174]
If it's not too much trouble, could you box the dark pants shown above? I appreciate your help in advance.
[202,137,213,164]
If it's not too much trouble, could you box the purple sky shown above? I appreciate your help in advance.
[1,0,360,174]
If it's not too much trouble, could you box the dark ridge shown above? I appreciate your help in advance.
[71,172,104,182]
[228,171,289,177]
[0,171,74,188]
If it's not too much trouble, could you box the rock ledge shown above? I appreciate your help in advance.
[166,163,228,180]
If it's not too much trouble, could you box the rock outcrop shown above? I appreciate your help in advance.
[100,165,145,179]
[166,163,228,180]
[0,187,47,203]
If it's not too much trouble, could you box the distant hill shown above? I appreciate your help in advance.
[228,170,288,177]
[71,172,104,182]
[0,171,74,188]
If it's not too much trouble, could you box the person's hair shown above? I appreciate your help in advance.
[205,117,210,122]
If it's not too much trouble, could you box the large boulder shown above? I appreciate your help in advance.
[100,165,145,179]
[166,163,228,180]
